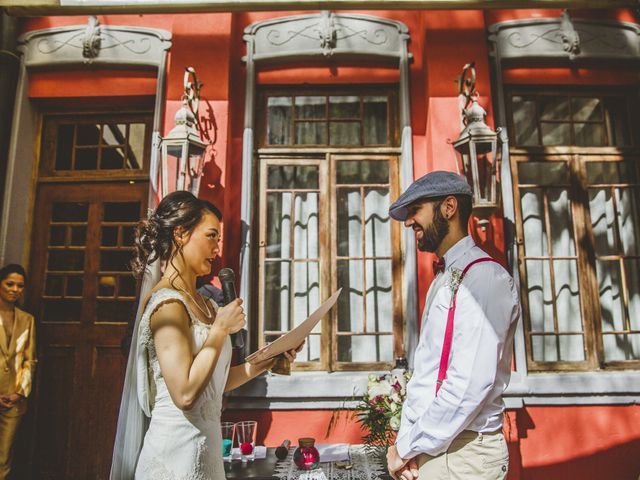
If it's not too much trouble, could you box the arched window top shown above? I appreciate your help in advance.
[243,11,410,65]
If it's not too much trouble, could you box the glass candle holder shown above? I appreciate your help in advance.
[293,437,320,470]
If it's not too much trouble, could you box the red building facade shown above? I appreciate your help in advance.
[1,4,639,479]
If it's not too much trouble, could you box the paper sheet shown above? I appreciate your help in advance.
[246,289,342,365]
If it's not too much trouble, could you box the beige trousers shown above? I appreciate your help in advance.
[0,410,22,480]
[417,430,509,480]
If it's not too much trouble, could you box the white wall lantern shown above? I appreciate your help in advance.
[452,63,502,227]
[159,67,208,197]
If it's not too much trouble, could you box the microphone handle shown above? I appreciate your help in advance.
[220,280,246,351]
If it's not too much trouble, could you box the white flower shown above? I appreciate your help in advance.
[389,415,401,431]
[368,379,393,398]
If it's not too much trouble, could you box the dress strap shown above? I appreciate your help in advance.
[435,257,502,396]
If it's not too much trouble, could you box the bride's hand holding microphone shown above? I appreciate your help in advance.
[211,298,246,338]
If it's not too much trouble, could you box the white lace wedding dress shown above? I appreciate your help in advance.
[134,288,232,480]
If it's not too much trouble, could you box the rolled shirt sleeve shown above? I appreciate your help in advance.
[396,267,516,459]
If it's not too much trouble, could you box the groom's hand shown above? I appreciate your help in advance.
[398,459,419,480]
[386,445,410,480]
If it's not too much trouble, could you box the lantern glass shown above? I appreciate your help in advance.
[456,135,500,219]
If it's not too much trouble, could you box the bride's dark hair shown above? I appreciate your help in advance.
[131,191,222,278]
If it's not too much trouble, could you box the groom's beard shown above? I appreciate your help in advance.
[416,207,449,253]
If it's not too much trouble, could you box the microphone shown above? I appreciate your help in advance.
[218,268,246,351]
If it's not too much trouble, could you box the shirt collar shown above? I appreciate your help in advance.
[442,235,475,269]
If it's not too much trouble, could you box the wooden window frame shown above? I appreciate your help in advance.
[507,87,640,372]
[256,152,403,372]
[257,85,399,148]
[39,110,153,182]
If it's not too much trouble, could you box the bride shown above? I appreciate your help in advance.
[110,191,301,479]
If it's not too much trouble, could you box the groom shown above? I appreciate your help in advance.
[385,171,520,480]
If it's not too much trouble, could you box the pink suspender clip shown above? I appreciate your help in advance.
[435,257,501,396]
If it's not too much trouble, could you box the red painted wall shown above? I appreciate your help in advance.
[19,8,640,480]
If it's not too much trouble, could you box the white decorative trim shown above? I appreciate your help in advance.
[0,22,171,268]
[240,12,415,363]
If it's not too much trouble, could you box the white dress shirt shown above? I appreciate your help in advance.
[395,236,520,459]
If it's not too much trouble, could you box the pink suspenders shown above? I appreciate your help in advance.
[435,257,501,396]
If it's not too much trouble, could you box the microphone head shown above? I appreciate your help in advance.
[218,268,235,283]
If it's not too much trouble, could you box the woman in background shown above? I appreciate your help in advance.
[0,264,37,480]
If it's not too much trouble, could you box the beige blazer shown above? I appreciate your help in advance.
[0,307,36,416]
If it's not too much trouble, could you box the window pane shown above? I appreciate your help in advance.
[98,275,116,297]
[586,161,637,184]
[329,122,360,146]
[128,123,146,169]
[596,259,625,332]
[571,97,602,121]
[337,259,363,332]
[541,123,571,145]
[101,148,126,169]
[589,188,617,256]
[55,124,74,170]
[603,333,640,362]
[604,97,631,146]
[365,259,393,333]
[531,334,558,362]
[119,275,137,297]
[336,160,389,184]
[518,162,569,186]
[574,123,605,147]
[626,259,640,331]
[101,227,118,247]
[363,96,388,145]
[295,96,325,119]
[512,96,539,146]
[338,334,393,363]
[616,188,640,256]
[49,226,66,246]
[329,96,359,118]
[553,260,582,334]
[264,261,290,332]
[52,202,88,222]
[66,276,83,297]
[293,193,319,259]
[548,189,575,256]
[336,189,362,258]
[525,260,554,333]
[76,124,100,146]
[75,148,98,170]
[296,122,326,145]
[103,202,140,222]
[42,299,81,323]
[267,165,319,189]
[45,275,64,296]
[102,124,126,147]
[539,96,569,120]
[267,97,292,145]
[96,299,135,323]
[99,251,132,272]
[266,192,291,259]
[48,251,85,272]
[292,261,320,328]
[520,189,548,257]
[364,188,391,258]
[558,334,585,362]
[70,226,87,246]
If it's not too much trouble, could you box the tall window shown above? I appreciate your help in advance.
[257,87,402,371]
[508,89,640,371]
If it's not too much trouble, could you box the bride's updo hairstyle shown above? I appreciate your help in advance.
[131,190,222,278]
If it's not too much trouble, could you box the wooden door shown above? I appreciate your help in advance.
[28,181,148,479]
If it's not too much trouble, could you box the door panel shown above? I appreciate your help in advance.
[29,182,147,479]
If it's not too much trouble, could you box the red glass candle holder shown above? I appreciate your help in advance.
[293,437,320,470]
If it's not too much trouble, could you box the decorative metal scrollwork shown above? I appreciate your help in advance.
[457,61,477,114]
[183,66,201,118]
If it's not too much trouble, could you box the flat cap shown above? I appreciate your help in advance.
[389,170,472,221]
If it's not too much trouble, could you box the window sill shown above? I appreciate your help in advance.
[226,370,640,410]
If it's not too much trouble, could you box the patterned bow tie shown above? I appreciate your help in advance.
[433,258,445,275]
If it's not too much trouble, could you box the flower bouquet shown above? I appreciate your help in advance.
[328,370,412,459]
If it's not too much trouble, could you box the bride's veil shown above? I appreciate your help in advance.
[110,260,160,479]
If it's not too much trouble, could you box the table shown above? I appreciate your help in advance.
[225,446,393,480]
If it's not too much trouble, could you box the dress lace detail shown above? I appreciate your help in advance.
[134,288,231,480]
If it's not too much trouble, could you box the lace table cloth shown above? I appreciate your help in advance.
[273,446,388,480]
